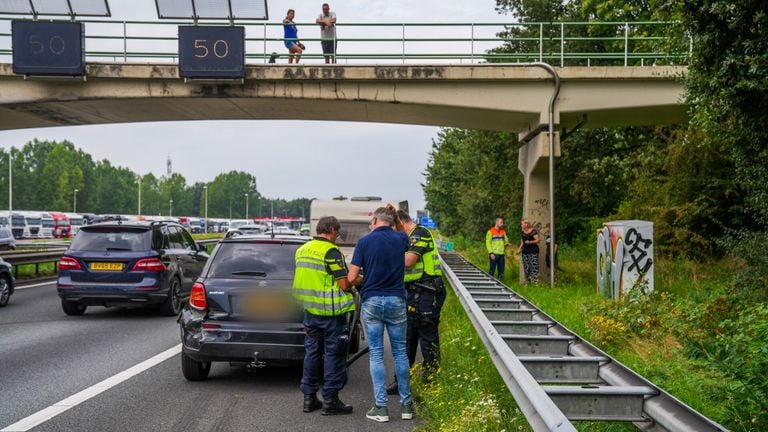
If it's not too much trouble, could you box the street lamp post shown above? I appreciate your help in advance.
[203,186,208,233]
[8,151,12,222]
[137,176,142,215]
[244,193,249,220]
[169,199,173,217]
[73,189,79,213]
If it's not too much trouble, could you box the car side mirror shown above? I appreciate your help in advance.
[196,242,206,253]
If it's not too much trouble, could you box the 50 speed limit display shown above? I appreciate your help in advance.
[11,21,86,76]
[179,26,245,79]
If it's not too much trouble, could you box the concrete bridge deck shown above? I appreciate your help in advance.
[0,64,686,133]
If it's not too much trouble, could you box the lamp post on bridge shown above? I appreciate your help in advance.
[73,189,79,213]
[244,193,249,220]
[169,199,173,217]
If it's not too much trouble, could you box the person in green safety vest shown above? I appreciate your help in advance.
[387,210,446,396]
[486,218,509,279]
[293,216,355,416]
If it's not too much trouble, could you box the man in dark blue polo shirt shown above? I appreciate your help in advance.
[347,206,412,423]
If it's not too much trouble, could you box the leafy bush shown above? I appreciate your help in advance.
[682,304,768,430]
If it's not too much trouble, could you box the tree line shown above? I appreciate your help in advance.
[425,0,767,269]
[0,140,311,219]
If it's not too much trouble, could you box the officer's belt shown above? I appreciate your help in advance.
[406,279,440,293]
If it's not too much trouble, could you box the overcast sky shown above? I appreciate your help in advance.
[0,0,513,214]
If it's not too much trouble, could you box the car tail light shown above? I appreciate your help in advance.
[190,282,207,310]
[59,256,81,271]
[132,258,167,272]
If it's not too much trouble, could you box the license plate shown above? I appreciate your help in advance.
[90,262,124,271]
[236,293,295,317]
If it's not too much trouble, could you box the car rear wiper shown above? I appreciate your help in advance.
[105,247,133,251]
[231,270,268,277]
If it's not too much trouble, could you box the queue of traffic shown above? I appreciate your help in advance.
[0,211,311,240]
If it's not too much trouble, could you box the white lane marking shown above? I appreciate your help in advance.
[1,344,182,432]
[15,281,56,291]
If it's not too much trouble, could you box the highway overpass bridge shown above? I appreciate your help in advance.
[0,62,687,282]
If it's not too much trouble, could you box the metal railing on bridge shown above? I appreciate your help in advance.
[0,18,691,67]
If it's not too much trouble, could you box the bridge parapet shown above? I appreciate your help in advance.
[0,18,690,67]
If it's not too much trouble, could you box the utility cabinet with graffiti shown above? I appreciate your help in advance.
[596,220,654,300]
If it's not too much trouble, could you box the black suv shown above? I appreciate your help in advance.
[179,234,361,381]
[57,221,209,316]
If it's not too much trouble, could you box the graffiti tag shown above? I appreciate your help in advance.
[625,228,653,273]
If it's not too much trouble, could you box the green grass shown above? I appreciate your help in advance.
[413,287,529,431]
[415,236,733,431]
[14,262,57,279]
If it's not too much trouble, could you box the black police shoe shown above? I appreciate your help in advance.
[322,396,353,415]
[303,394,322,413]
[386,380,399,395]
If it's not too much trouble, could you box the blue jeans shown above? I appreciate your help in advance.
[489,254,505,279]
[362,296,411,407]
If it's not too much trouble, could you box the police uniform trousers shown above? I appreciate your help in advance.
[300,312,349,399]
[406,279,446,374]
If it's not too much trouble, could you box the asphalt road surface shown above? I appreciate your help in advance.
[0,282,419,432]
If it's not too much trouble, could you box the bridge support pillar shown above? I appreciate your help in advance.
[517,131,560,285]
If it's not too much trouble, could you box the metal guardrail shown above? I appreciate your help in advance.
[439,251,728,431]
[0,18,690,66]
[0,239,221,279]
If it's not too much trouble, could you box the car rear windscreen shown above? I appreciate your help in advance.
[209,242,301,279]
[69,228,151,251]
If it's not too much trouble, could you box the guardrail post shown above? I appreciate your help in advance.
[402,23,406,64]
[560,22,564,67]
[624,22,629,67]
[470,23,475,63]
[123,21,127,62]
[539,23,543,62]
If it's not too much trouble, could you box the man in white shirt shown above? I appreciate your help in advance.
[316,3,337,64]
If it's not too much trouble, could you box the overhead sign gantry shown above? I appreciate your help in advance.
[3,0,111,78]
[155,0,269,82]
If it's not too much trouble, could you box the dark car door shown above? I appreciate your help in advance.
[176,227,208,296]
[164,226,188,291]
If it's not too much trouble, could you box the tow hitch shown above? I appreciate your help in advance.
[247,351,266,369]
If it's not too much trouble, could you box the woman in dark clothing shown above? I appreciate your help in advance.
[517,219,540,284]
[283,9,304,63]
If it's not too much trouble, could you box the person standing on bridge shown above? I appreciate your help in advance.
[387,210,445,396]
[518,218,540,284]
[486,218,508,279]
[347,206,413,423]
[293,216,355,415]
[283,9,304,64]
[315,3,337,64]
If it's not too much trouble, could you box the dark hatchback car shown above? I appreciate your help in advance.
[179,235,361,381]
[0,257,15,307]
[57,221,209,316]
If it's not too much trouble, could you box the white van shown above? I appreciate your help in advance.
[310,197,403,247]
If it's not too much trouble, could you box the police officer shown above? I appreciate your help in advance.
[388,210,445,394]
[293,216,355,415]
